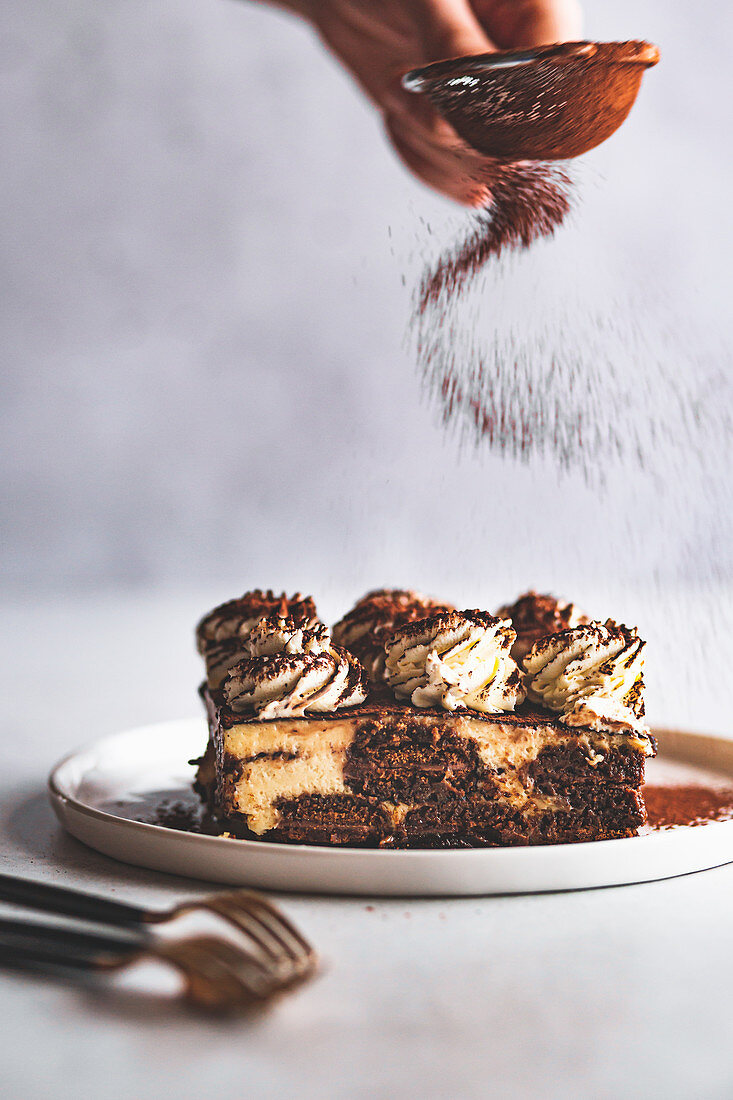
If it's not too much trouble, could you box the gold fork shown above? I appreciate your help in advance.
[0,918,305,1011]
[0,874,317,1010]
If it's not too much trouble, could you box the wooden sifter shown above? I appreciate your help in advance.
[403,40,660,161]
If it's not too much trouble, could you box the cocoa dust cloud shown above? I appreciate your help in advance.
[417,163,574,311]
[409,159,731,492]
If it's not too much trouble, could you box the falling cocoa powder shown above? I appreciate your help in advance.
[417,162,573,314]
[411,159,584,471]
[409,158,732,487]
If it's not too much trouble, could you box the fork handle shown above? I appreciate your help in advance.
[0,918,142,972]
[0,873,151,929]
[0,941,110,974]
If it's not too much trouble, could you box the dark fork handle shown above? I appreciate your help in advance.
[0,872,152,929]
[0,917,142,972]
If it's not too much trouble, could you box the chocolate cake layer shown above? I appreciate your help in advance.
[269,783,645,848]
[198,685,654,847]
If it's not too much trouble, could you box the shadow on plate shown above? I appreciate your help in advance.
[0,784,211,894]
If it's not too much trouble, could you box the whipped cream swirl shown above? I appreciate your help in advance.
[196,590,317,654]
[524,621,648,735]
[204,636,252,690]
[333,588,454,682]
[385,610,524,713]
[205,613,330,691]
[224,648,367,719]
[223,613,367,719]
[247,614,330,659]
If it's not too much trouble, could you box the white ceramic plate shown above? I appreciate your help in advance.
[48,719,733,896]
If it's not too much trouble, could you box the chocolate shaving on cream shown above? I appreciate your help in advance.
[523,620,650,738]
[222,613,367,719]
[246,614,330,659]
[204,613,329,690]
[224,648,367,719]
[385,610,524,713]
[196,590,317,655]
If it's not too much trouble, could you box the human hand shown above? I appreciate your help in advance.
[286,0,582,205]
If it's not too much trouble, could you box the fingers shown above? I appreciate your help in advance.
[308,0,506,206]
[384,111,491,206]
[411,0,495,60]
[378,0,499,204]
[474,0,583,49]
[516,0,583,45]
[379,0,495,128]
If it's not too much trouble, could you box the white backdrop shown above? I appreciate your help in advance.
[2,0,731,623]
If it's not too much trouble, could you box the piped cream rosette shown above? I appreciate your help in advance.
[196,589,317,654]
[223,614,368,720]
[384,610,525,713]
[200,600,321,690]
[246,614,330,658]
[523,621,649,737]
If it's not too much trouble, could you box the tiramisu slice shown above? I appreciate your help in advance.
[195,594,655,847]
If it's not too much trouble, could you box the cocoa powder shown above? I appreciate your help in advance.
[417,162,573,314]
[409,161,732,487]
[644,785,733,830]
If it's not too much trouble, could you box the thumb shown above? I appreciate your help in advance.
[412,0,495,62]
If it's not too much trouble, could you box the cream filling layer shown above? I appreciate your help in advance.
[219,715,653,834]
[222,719,355,834]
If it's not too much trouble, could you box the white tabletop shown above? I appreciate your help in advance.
[2,593,732,1100]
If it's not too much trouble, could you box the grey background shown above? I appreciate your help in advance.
[2,1,731,627]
